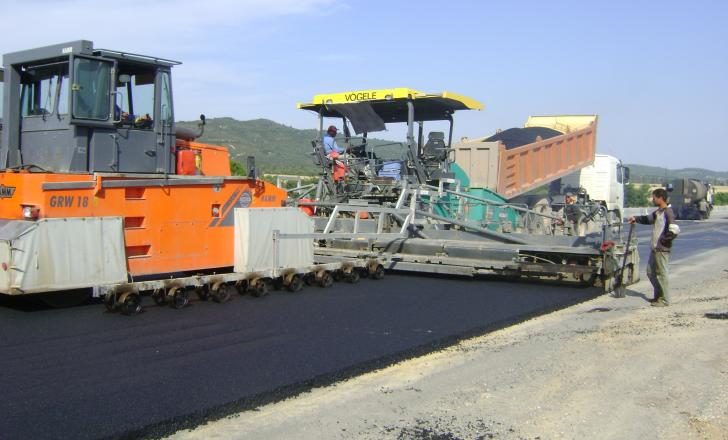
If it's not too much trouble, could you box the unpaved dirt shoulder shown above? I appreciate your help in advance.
[169,248,728,440]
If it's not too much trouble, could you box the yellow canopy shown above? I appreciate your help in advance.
[297,88,483,123]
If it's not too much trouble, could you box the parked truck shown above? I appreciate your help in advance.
[667,178,713,220]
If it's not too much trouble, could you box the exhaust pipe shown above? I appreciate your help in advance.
[175,114,206,141]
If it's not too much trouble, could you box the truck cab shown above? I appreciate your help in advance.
[557,154,630,221]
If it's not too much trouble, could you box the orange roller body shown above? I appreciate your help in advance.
[0,141,287,277]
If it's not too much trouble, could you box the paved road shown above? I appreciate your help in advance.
[630,214,728,270]
[0,215,725,440]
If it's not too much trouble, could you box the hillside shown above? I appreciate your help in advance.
[625,164,728,184]
[177,117,728,181]
[177,118,321,175]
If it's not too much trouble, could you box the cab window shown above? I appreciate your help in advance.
[114,65,155,129]
[20,62,68,117]
[160,71,173,124]
[72,58,111,120]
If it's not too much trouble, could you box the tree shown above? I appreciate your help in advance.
[229,160,246,176]
[714,192,728,206]
[625,183,652,207]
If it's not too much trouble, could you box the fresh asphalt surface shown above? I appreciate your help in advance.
[0,216,725,440]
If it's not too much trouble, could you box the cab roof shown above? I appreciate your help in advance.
[297,88,483,123]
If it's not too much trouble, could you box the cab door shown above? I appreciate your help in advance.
[106,68,158,173]
[155,70,175,174]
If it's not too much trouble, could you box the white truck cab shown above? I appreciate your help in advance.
[558,154,629,220]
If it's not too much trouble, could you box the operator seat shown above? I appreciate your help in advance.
[423,131,447,161]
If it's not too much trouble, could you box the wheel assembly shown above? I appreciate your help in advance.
[345,269,360,284]
[250,278,269,298]
[370,264,385,280]
[151,288,167,306]
[169,287,189,309]
[104,292,117,312]
[119,292,142,316]
[286,274,304,292]
[195,286,210,301]
[318,270,334,288]
[255,280,269,297]
[303,272,317,286]
[235,280,248,295]
[212,283,233,303]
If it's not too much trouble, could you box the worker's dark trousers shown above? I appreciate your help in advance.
[646,250,670,304]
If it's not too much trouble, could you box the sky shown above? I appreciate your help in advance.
[1,0,727,170]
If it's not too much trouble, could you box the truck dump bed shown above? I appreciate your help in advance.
[454,115,597,199]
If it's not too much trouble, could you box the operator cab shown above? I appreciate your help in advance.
[1,40,178,174]
[297,88,483,187]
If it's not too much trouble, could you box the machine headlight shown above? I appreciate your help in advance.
[22,205,40,220]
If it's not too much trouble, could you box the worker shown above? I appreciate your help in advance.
[628,188,679,307]
[321,125,347,182]
[323,126,345,155]
[559,192,584,235]
[564,192,576,205]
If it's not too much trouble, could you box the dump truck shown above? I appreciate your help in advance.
[667,178,713,220]
[293,88,639,291]
[522,116,630,223]
[457,116,629,230]
[453,115,598,200]
[0,41,381,311]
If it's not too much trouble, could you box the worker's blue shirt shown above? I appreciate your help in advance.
[323,134,345,154]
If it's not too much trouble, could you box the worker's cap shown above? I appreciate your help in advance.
[327,125,338,134]
[565,192,575,197]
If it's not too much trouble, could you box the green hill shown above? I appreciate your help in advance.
[625,164,728,184]
[177,117,728,182]
[177,118,321,175]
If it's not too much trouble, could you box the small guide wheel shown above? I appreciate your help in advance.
[151,288,167,306]
[170,287,189,309]
[318,271,334,288]
[287,274,304,293]
[119,292,142,316]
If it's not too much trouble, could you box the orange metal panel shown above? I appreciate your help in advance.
[0,172,287,276]
[496,122,597,199]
